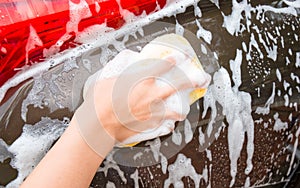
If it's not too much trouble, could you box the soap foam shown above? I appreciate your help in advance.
[273,113,288,132]
[164,153,203,188]
[202,49,254,187]
[25,25,43,65]
[6,117,68,187]
[255,82,276,115]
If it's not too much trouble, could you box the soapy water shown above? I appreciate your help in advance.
[0,0,300,187]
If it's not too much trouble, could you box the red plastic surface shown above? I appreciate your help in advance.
[0,0,166,86]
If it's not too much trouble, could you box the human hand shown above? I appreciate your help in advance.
[73,55,197,156]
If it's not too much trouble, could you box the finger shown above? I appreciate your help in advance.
[149,57,176,77]
[155,84,177,99]
[149,109,186,122]
[116,58,175,89]
[134,58,176,78]
[154,79,197,100]
[166,67,197,89]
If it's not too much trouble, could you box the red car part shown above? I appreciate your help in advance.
[0,0,166,86]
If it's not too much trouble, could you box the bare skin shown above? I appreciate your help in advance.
[21,119,105,188]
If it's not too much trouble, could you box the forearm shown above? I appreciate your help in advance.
[21,118,114,188]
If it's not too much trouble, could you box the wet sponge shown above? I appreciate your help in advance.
[83,33,211,147]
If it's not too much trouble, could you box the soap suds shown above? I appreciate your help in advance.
[273,113,288,132]
[25,25,43,65]
[175,19,184,36]
[291,72,300,84]
[130,169,140,187]
[164,153,203,188]
[184,119,193,144]
[6,117,68,187]
[286,126,300,176]
[0,139,11,163]
[172,130,183,145]
[222,0,252,36]
[255,82,276,115]
[196,19,212,44]
[296,52,300,68]
[145,138,168,174]
[98,151,127,183]
[95,1,101,13]
[44,0,92,57]
[276,69,282,82]
[106,181,116,188]
[202,49,254,187]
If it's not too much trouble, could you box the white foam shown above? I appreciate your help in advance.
[25,25,43,65]
[201,44,207,54]
[276,69,282,82]
[164,153,201,188]
[145,138,168,174]
[171,130,182,145]
[296,52,300,68]
[284,94,289,107]
[273,113,288,132]
[130,169,140,187]
[199,87,217,138]
[82,59,92,73]
[277,89,281,96]
[95,1,101,13]
[255,82,276,115]
[116,0,140,23]
[286,126,300,176]
[214,122,226,140]
[203,49,254,187]
[0,139,10,163]
[196,19,212,44]
[6,117,68,187]
[133,152,143,161]
[242,42,247,52]
[175,19,184,36]
[184,119,193,144]
[256,5,297,21]
[222,0,251,36]
[44,0,92,58]
[246,33,263,61]
[106,181,116,188]
[0,46,7,54]
[283,80,290,91]
[97,151,127,183]
[147,167,154,179]
[257,32,277,61]
[230,49,242,92]
[286,56,291,65]
[193,3,202,17]
[244,176,251,187]
[209,0,220,8]
[294,33,299,41]
[75,23,115,44]
[288,88,293,96]
[198,127,205,146]
[256,87,261,97]
[255,118,263,124]
[296,86,300,93]
[289,48,293,55]
[283,0,300,8]
[205,149,212,161]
